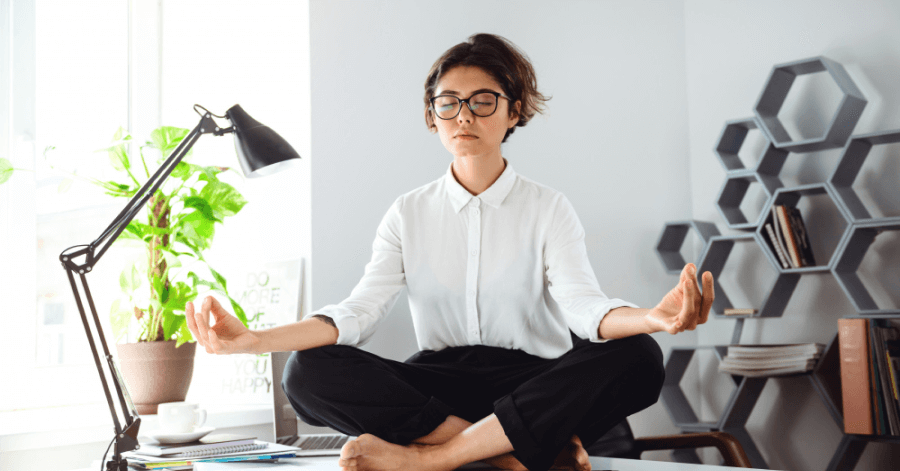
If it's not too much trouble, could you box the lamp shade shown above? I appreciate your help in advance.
[226,104,301,178]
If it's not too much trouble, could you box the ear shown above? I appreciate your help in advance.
[509,100,522,127]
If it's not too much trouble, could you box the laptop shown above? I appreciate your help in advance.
[270,350,354,456]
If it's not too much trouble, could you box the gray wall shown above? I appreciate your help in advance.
[686,0,900,469]
[308,0,694,458]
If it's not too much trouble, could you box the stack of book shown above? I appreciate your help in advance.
[762,204,816,269]
[122,433,300,470]
[718,343,824,377]
[838,318,900,436]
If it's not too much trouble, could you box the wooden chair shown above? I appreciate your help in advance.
[584,419,752,468]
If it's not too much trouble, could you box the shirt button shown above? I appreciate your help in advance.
[472,198,481,207]
[468,289,475,296]
[472,209,480,216]
[471,250,478,256]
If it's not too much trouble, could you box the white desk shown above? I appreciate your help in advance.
[182,455,781,471]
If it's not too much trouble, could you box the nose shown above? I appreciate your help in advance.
[457,102,475,123]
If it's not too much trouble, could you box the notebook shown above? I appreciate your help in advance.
[271,351,354,456]
[137,433,260,457]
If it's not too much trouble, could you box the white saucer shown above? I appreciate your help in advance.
[147,426,215,444]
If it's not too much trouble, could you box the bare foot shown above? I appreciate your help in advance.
[339,433,439,471]
[550,435,591,471]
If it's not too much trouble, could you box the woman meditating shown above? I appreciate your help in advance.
[185,33,714,471]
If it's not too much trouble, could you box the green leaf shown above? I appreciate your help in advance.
[162,312,184,340]
[119,263,142,294]
[200,180,247,219]
[176,211,215,250]
[57,178,74,193]
[176,322,194,347]
[209,266,228,292]
[183,196,222,223]
[228,296,249,326]
[0,158,13,185]
[109,299,133,343]
[103,127,133,171]
[150,126,190,160]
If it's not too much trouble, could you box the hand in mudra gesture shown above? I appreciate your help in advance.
[186,296,260,355]
[645,263,714,335]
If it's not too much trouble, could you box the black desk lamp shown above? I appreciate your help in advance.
[59,104,301,471]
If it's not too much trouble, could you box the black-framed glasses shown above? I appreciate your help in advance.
[429,91,511,120]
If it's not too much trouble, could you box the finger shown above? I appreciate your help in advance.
[680,274,699,332]
[194,296,212,345]
[208,330,228,354]
[207,295,230,322]
[699,271,714,324]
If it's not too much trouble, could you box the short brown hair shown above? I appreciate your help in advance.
[423,33,551,144]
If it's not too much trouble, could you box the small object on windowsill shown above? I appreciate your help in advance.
[723,308,757,316]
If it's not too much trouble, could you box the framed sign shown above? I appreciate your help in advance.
[188,258,304,406]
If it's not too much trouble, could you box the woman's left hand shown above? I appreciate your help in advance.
[644,263,714,335]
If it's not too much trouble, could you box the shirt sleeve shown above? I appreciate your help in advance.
[544,194,639,343]
[302,196,406,347]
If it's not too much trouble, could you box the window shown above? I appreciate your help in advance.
[1,0,311,418]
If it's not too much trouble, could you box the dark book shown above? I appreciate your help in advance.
[786,206,816,267]
[869,319,888,435]
[873,320,900,435]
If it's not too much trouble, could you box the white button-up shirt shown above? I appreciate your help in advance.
[306,158,638,359]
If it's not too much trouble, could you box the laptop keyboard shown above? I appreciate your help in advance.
[280,434,351,450]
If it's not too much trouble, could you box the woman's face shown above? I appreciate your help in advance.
[432,65,520,160]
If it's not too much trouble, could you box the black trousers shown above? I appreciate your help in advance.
[281,333,665,471]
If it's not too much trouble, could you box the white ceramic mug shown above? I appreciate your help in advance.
[157,402,207,433]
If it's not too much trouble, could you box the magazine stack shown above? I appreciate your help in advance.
[718,343,824,377]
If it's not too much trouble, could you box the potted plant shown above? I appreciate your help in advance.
[2,126,250,414]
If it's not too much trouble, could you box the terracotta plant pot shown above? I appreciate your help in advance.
[116,340,197,415]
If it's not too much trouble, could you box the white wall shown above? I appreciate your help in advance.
[159,0,313,325]
[308,0,695,457]
[685,0,900,469]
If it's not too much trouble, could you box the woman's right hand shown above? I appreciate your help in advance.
[186,296,260,355]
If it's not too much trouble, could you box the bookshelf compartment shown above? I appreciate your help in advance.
[715,170,773,231]
[833,221,900,316]
[753,56,867,153]
[654,220,721,275]
[830,129,900,223]
[661,346,736,429]
[714,117,770,172]
[757,182,851,273]
[696,233,795,319]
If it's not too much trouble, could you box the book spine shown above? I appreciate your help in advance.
[771,205,790,266]
[787,206,817,267]
[777,205,801,268]
[839,318,874,434]
[869,319,887,435]
[764,223,790,269]
[877,324,900,436]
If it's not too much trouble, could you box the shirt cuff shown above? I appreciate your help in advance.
[589,300,640,343]
[305,309,361,347]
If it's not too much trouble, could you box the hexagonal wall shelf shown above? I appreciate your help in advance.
[753,56,867,153]
[830,128,900,223]
[715,117,765,172]
[756,183,851,273]
[832,219,900,316]
[655,220,721,274]
[697,233,799,320]
[715,170,776,231]
[660,344,771,469]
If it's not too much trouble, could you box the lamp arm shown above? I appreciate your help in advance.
[58,110,227,470]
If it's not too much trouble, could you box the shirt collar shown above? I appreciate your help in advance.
[445,157,517,213]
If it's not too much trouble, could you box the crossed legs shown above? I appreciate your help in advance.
[283,335,664,471]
